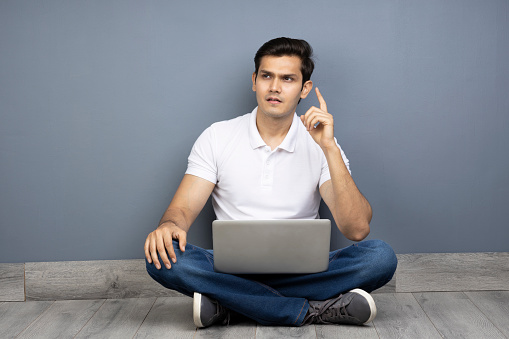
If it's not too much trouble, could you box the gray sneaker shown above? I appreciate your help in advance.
[304,289,377,325]
[193,292,230,328]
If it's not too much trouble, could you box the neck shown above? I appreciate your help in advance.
[256,109,294,150]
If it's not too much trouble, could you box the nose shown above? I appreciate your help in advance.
[269,78,281,93]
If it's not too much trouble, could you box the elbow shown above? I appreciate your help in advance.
[344,222,370,242]
[348,231,369,242]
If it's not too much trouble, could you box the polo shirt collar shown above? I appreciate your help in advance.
[249,106,298,153]
[249,107,266,149]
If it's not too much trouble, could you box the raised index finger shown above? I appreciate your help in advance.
[315,87,327,113]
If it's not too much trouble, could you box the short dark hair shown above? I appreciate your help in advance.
[254,37,315,86]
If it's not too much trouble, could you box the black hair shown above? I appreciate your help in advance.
[254,37,314,86]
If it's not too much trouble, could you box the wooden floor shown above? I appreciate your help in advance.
[1,291,508,338]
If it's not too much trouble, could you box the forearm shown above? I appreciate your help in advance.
[146,175,214,269]
[159,206,192,233]
[157,174,216,233]
[322,145,372,241]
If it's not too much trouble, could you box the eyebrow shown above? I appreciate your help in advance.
[259,70,298,78]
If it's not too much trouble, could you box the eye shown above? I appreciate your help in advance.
[262,74,271,79]
[284,77,294,82]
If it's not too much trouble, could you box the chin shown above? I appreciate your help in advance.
[260,105,294,119]
[263,110,290,119]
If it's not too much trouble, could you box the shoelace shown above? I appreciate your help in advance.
[214,300,231,326]
[307,294,349,324]
[221,312,231,326]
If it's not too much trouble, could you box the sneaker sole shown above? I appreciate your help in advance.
[193,292,204,328]
[350,288,377,324]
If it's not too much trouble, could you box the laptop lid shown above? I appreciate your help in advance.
[212,219,331,274]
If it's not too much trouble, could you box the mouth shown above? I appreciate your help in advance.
[266,96,282,104]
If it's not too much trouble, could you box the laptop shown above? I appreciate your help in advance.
[212,219,331,274]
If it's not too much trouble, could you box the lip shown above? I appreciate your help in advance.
[266,96,282,104]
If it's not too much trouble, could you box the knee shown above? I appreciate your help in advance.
[145,257,170,284]
[145,242,211,295]
[145,257,163,278]
[145,241,186,278]
[364,240,398,279]
[145,250,185,285]
[145,254,192,296]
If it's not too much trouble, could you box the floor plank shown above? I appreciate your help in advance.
[25,260,182,301]
[316,323,378,339]
[414,292,505,339]
[255,325,317,339]
[0,301,54,338]
[16,299,104,338]
[134,297,196,339]
[0,263,25,301]
[195,319,257,339]
[372,293,441,339]
[2,292,508,338]
[465,291,509,338]
[74,297,156,338]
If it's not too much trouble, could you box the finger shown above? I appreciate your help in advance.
[316,88,328,113]
[157,236,172,269]
[149,236,161,269]
[304,109,329,130]
[144,237,152,263]
[164,232,177,264]
[307,115,323,131]
[178,231,187,252]
[302,106,320,129]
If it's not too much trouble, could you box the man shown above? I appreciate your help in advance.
[145,37,397,327]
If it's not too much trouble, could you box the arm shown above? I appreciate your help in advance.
[319,161,372,241]
[301,88,372,241]
[144,174,215,269]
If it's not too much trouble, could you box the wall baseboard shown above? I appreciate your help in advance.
[24,260,183,302]
[0,263,24,301]
[396,252,509,293]
[1,252,508,301]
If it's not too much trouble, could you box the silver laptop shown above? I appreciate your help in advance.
[212,219,331,274]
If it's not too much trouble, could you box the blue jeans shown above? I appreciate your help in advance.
[146,239,397,326]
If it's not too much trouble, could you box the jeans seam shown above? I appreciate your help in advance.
[205,254,214,267]
[253,280,285,297]
[201,250,214,267]
[293,300,307,325]
[329,249,342,263]
[184,242,214,268]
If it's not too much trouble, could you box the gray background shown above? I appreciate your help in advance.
[1,0,508,263]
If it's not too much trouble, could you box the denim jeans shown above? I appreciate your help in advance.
[146,239,397,326]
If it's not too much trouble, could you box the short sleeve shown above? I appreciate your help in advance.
[319,138,351,187]
[185,126,218,184]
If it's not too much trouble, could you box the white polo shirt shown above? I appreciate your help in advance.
[185,107,350,220]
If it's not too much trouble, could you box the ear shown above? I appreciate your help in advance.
[300,80,313,99]
[252,72,257,92]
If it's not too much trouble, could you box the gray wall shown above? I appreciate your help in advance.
[1,0,508,263]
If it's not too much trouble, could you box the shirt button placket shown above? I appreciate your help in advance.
[262,148,273,187]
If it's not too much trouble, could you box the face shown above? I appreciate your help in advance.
[252,55,312,120]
